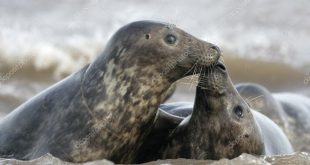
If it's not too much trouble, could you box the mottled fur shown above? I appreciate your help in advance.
[136,62,293,163]
[0,21,220,163]
[162,63,265,159]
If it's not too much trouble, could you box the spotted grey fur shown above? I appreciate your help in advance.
[136,61,293,163]
[0,21,220,163]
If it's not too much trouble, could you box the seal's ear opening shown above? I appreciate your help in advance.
[145,34,151,40]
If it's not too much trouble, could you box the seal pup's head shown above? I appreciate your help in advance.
[191,61,264,159]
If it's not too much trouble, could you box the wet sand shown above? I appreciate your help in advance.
[0,153,309,165]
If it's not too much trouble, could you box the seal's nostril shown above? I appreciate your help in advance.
[210,45,221,55]
[216,63,226,71]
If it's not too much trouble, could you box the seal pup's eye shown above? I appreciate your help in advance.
[145,34,151,40]
[234,105,244,118]
[164,34,177,45]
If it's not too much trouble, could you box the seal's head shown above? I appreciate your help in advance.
[192,61,264,159]
[91,21,221,83]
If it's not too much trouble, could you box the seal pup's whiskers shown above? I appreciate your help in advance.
[188,64,199,89]
[182,61,199,89]
[244,95,263,108]
[183,61,198,77]
[249,95,264,102]
[197,66,209,88]
[246,95,264,108]
[243,96,254,106]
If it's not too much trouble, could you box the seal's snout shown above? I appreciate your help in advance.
[197,61,229,96]
[195,42,221,67]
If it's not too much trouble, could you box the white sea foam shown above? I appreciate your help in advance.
[0,0,309,78]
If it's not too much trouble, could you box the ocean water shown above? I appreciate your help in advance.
[0,0,310,164]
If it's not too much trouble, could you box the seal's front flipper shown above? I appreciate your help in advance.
[134,108,184,163]
[154,108,184,131]
[159,102,193,118]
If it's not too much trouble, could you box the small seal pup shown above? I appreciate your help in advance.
[235,83,290,131]
[0,21,221,163]
[136,62,293,163]
[236,83,310,152]
[161,62,293,159]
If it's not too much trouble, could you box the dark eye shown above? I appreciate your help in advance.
[145,34,151,40]
[234,105,244,118]
[164,34,177,45]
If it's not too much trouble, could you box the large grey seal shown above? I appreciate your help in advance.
[0,21,221,163]
[135,62,293,163]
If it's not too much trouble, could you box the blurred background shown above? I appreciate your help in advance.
[0,0,309,118]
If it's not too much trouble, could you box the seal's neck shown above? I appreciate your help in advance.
[80,48,176,162]
[83,55,172,122]
[183,85,232,159]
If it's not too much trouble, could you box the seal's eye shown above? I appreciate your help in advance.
[164,34,177,45]
[234,105,244,118]
[145,34,151,40]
